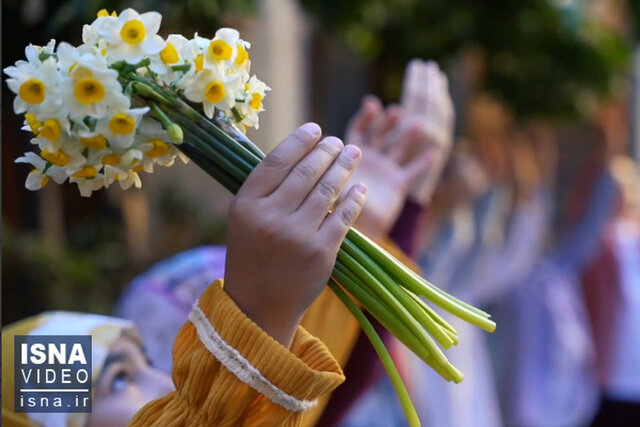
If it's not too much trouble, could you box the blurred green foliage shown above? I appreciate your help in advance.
[2,219,130,323]
[299,0,634,121]
[1,0,256,46]
[631,1,640,40]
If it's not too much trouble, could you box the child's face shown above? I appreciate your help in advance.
[86,334,174,427]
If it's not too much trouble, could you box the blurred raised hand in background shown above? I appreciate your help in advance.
[343,60,454,240]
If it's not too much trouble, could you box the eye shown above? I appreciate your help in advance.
[110,370,132,394]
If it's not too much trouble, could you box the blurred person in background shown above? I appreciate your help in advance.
[583,155,640,426]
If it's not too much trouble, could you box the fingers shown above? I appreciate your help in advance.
[404,151,435,187]
[270,136,345,211]
[386,122,425,164]
[401,59,454,128]
[345,96,383,147]
[401,59,431,115]
[370,104,403,149]
[239,123,322,198]
[296,145,362,228]
[319,183,367,249]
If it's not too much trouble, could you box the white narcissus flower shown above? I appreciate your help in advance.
[238,75,270,129]
[15,152,68,191]
[103,164,142,190]
[70,171,106,197]
[82,9,118,47]
[95,107,150,150]
[4,54,61,118]
[232,39,251,74]
[205,28,239,67]
[149,34,190,85]
[60,53,129,120]
[179,65,242,118]
[99,8,164,64]
[22,113,72,152]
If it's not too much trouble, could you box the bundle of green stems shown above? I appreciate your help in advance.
[128,74,496,427]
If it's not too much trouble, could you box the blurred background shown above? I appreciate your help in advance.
[2,0,639,425]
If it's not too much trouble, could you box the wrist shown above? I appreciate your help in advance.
[224,281,301,348]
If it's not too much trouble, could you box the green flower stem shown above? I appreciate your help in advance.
[328,280,422,427]
[170,113,250,179]
[332,260,428,359]
[179,126,249,184]
[347,229,496,332]
[331,261,460,384]
[163,93,263,167]
[406,290,458,336]
[337,249,450,367]
[340,241,454,349]
[176,142,242,193]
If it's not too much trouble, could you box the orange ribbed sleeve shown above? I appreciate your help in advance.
[129,280,345,427]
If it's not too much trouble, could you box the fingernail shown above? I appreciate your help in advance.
[345,145,361,160]
[355,183,367,195]
[324,136,344,149]
[301,122,321,137]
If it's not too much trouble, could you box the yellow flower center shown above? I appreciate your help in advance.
[146,139,170,157]
[205,81,225,104]
[109,114,136,135]
[250,93,262,110]
[72,166,97,179]
[120,20,146,45]
[235,44,249,66]
[41,149,68,166]
[81,135,107,150]
[97,9,117,18]
[160,42,179,65]
[132,165,144,173]
[39,119,61,142]
[208,40,232,61]
[101,153,121,165]
[25,113,42,134]
[194,54,204,73]
[74,78,106,105]
[19,79,46,104]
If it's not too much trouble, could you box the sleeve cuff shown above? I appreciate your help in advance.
[189,280,345,411]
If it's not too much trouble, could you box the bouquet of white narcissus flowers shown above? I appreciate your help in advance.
[5,8,268,196]
[5,9,495,427]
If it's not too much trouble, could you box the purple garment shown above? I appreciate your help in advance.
[115,246,226,373]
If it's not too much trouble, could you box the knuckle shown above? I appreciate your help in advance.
[339,205,357,228]
[263,151,287,171]
[316,179,339,201]
[294,162,316,180]
[303,241,327,260]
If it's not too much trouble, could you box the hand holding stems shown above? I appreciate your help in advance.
[224,123,367,348]
[399,60,455,206]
